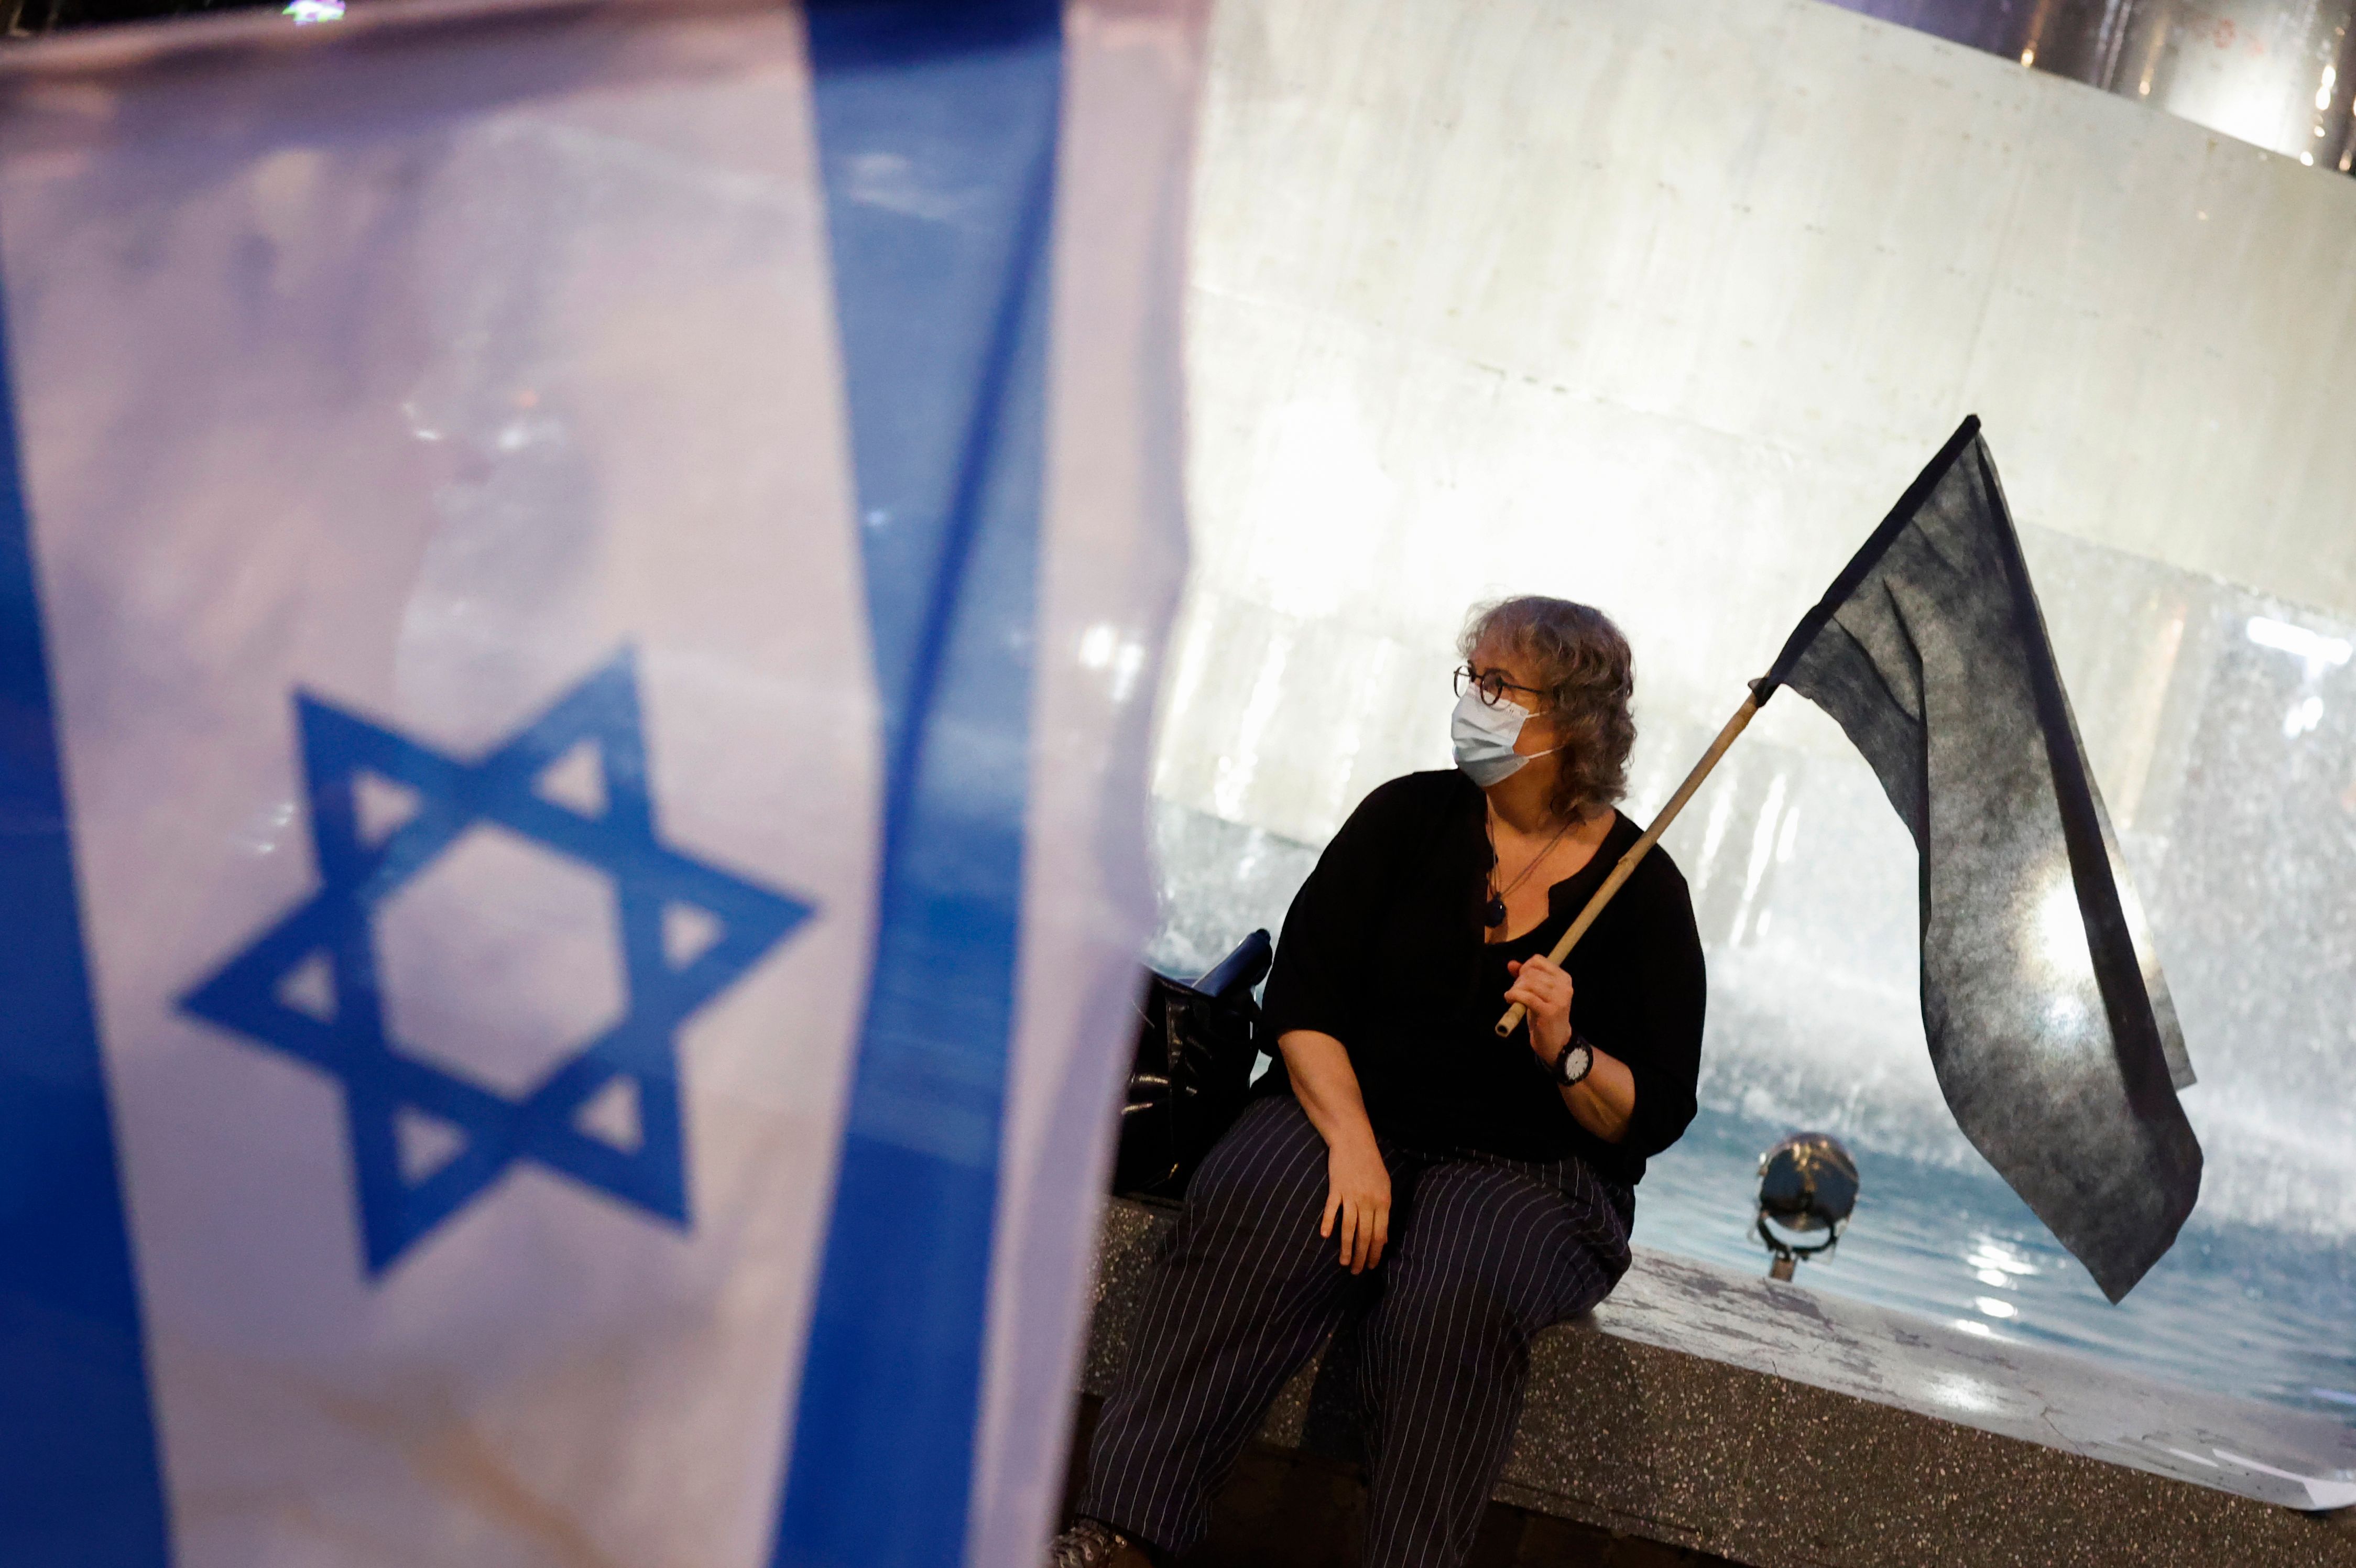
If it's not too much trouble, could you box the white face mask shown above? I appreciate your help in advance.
[1450,687,1557,787]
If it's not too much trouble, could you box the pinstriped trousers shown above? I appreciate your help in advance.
[1078,1093,1634,1568]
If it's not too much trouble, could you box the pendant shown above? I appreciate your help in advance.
[1484,894,1507,928]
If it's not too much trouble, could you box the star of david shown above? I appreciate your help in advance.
[181,649,812,1277]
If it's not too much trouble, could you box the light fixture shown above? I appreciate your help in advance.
[1756,1132,1858,1281]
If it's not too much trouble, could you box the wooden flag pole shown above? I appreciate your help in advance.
[1495,689,1763,1039]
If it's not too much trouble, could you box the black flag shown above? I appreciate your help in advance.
[1758,417,2201,1302]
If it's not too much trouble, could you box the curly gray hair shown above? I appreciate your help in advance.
[1459,595,1636,822]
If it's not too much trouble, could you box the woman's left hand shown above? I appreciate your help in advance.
[1504,956,1575,1064]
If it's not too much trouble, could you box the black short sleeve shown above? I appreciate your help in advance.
[1258,776,1427,1046]
[1594,857,1707,1162]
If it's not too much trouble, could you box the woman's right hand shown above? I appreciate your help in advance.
[1321,1135,1391,1273]
[1276,1027,1391,1273]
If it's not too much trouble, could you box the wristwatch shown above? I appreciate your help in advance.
[1551,1034,1594,1088]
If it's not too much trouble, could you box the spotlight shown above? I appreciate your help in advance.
[1756,1132,1858,1281]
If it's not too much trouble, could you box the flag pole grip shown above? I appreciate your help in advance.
[1495,690,1762,1039]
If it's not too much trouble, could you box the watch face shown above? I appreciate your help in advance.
[1558,1042,1590,1084]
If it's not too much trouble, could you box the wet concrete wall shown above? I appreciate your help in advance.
[1158,0,2356,1239]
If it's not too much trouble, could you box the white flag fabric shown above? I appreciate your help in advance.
[0,2,1205,1565]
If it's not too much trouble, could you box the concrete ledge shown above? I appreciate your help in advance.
[1083,1197,2356,1568]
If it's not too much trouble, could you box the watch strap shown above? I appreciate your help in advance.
[1552,1032,1595,1087]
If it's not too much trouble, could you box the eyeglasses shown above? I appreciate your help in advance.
[1454,665,1548,709]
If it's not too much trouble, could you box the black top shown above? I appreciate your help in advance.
[1257,770,1707,1185]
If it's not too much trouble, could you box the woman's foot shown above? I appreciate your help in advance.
[1046,1517,1154,1568]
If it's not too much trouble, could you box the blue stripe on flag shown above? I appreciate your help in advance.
[0,284,174,1558]
[773,4,1063,1566]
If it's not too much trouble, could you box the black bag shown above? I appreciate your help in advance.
[1111,929,1273,1202]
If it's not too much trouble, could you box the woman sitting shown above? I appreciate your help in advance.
[1052,595,1707,1568]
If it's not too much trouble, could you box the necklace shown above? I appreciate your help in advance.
[1484,811,1577,929]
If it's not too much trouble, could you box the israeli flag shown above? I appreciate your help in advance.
[0,2,1203,1564]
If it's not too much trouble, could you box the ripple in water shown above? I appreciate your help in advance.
[1632,1105,2356,1423]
